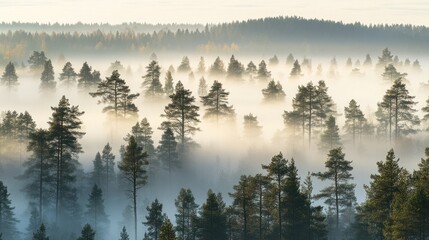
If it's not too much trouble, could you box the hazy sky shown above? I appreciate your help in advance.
[3,0,429,25]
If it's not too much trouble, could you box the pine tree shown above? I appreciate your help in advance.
[344,99,365,144]
[199,190,228,240]
[92,153,103,186]
[107,60,125,74]
[1,62,19,88]
[27,206,41,238]
[377,48,394,68]
[101,143,115,195]
[161,81,200,155]
[78,62,100,90]
[90,70,139,119]
[59,62,77,86]
[0,181,19,239]
[118,136,148,240]
[290,60,302,79]
[157,127,178,176]
[142,60,163,97]
[269,55,279,66]
[144,199,164,240]
[119,227,130,240]
[381,64,407,82]
[286,54,295,66]
[178,56,191,73]
[226,55,244,79]
[40,59,56,90]
[248,174,269,240]
[175,188,198,240]
[315,80,336,132]
[261,80,286,101]
[164,71,174,96]
[262,152,289,240]
[245,61,257,79]
[243,113,262,138]
[32,223,49,240]
[28,51,47,70]
[361,149,402,239]
[313,148,356,238]
[209,57,226,77]
[319,116,341,151]
[125,118,156,162]
[198,77,208,97]
[48,96,85,226]
[77,224,95,240]
[257,60,271,81]
[201,80,235,121]
[85,184,109,237]
[197,57,206,75]
[412,59,422,72]
[22,128,54,223]
[159,218,175,240]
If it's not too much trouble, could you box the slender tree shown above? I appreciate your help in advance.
[199,190,228,240]
[159,217,175,240]
[59,62,77,86]
[290,60,302,79]
[0,181,19,239]
[164,71,174,96]
[1,62,19,89]
[144,199,164,240]
[209,57,226,77]
[344,99,365,144]
[197,57,206,75]
[119,227,130,240]
[157,127,178,176]
[40,59,56,90]
[198,77,208,97]
[319,116,342,151]
[243,113,262,138]
[142,60,163,97]
[178,56,191,73]
[175,188,198,240]
[101,143,115,195]
[257,60,271,81]
[118,136,148,240]
[85,184,109,238]
[77,224,96,240]
[201,80,235,121]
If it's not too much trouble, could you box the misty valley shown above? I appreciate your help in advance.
[1,19,429,240]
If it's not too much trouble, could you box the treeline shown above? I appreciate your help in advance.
[2,16,429,62]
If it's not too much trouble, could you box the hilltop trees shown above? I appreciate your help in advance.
[200,80,235,121]
[261,80,285,101]
[161,81,200,154]
[1,62,19,89]
[59,62,77,86]
[118,136,148,240]
[90,70,139,120]
[0,181,19,239]
[142,60,163,98]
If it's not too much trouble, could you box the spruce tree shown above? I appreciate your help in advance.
[32,224,49,240]
[226,55,244,79]
[262,152,289,240]
[209,57,226,76]
[119,227,130,240]
[159,218,175,240]
[344,99,365,144]
[101,143,115,195]
[91,153,103,186]
[1,62,19,88]
[48,96,84,225]
[118,136,148,240]
[28,51,47,70]
[197,56,206,75]
[290,60,302,79]
[178,56,191,73]
[319,116,341,151]
[77,224,95,240]
[199,190,228,240]
[243,113,262,138]
[85,184,109,236]
[381,64,407,82]
[40,59,56,90]
[198,77,208,97]
[59,62,77,86]
[245,61,257,79]
[261,80,285,101]
[0,181,19,239]
[142,60,163,97]
[125,118,156,161]
[157,127,178,176]
[269,55,279,66]
[315,80,336,131]
[161,81,200,154]
[377,48,394,68]
[90,70,139,119]
[78,62,100,90]
[175,188,198,240]
[201,80,235,121]
[257,60,271,81]
[286,54,295,66]
[164,71,174,96]
[144,199,164,240]
[313,148,356,238]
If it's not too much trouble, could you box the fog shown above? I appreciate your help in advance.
[1,52,429,239]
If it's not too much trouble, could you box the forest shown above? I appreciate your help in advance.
[1,22,429,240]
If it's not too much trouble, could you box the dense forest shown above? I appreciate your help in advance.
[1,31,429,240]
[2,16,429,64]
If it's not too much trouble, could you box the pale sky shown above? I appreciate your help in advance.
[3,0,429,26]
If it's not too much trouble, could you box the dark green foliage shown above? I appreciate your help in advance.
[59,62,77,86]
[178,56,191,73]
[85,184,109,235]
[78,62,101,90]
[243,113,262,138]
[124,118,156,161]
[197,77,207,97]
[101,143,115,195]
[77,224,95,240]
[159,218,175,240]
[257,60,270,80]
[319,116,341,151]
[199,190,228,240]
[90,70,139,119]
[142,60,163,97]
[92,153,103,186]
[313,148,355,238]
[0,181,19,239]
[157,127,179,174]
[161,81,200,153]
[175,188,198,240]
[261,80,285,101]
[209,57,225,76]
[290,60,302,78]
[48,96,85,225]
[118,136,148,240]
[28,51,47,70]
[226,55,244,79]
[144,199,164,240]
[201,80,235,121]
[164,71,174,96]
[40,60,56,90]
[119,227,130,240]
[32,224,49,240]
[1,62,19,88]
